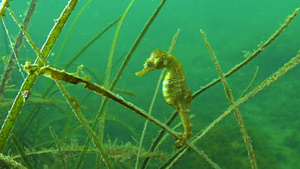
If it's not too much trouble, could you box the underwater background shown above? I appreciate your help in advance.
[0,0,300,168]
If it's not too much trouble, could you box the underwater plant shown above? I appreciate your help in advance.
[0,0,300,168]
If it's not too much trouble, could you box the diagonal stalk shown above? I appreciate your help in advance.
[201,29,257,169]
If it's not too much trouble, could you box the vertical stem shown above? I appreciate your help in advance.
[100,0,135,143]
[49,126,66,169]
[135,70,164,169]
[55,80,114,169]
[54,0,94,65]
[0,0,37,104]
[11,134,34,169]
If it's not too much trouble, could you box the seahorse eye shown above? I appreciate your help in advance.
[146,61,153,67]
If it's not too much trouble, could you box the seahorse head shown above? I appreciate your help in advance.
[136,49,168,77]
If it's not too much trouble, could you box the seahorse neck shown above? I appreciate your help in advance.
[165,56,183,75]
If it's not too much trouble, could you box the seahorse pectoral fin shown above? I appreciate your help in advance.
[135,68,153,77]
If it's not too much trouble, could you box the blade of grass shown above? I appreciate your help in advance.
[49,126,66,169]
[11,134,34,169]
[100,0,135,144]
[55,0,94,65]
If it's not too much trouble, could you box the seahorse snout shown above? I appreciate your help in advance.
[135,67,153,77]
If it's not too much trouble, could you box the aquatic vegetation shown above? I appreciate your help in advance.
[0,0,299,168]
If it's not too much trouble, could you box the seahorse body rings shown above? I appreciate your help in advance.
[136,49,192,148]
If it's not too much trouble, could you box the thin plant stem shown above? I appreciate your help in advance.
[0,0,37,104]
[41,16,121,115]
[110,0,167,91]
[55,0,94,65]
[7,7,48,65]
[11,134,34,169]
[54,80,114,169]
[104,0,135,89]
[0,21,10,53]
[1,20,25,79]
[135,68,164,169]
[100,0,135,144]
[240,66,259,98]
[168,29,180,55]
[10,143,168,161]
[141,110,177,168]
[64,16,121,71]
[49,126,66,169]
[201,29,257,169]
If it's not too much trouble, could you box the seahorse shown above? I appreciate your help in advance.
[136,49,193,148]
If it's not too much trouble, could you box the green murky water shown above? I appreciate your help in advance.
[0,0,299,168]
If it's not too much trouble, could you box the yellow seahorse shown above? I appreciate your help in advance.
[136,49,193,148]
